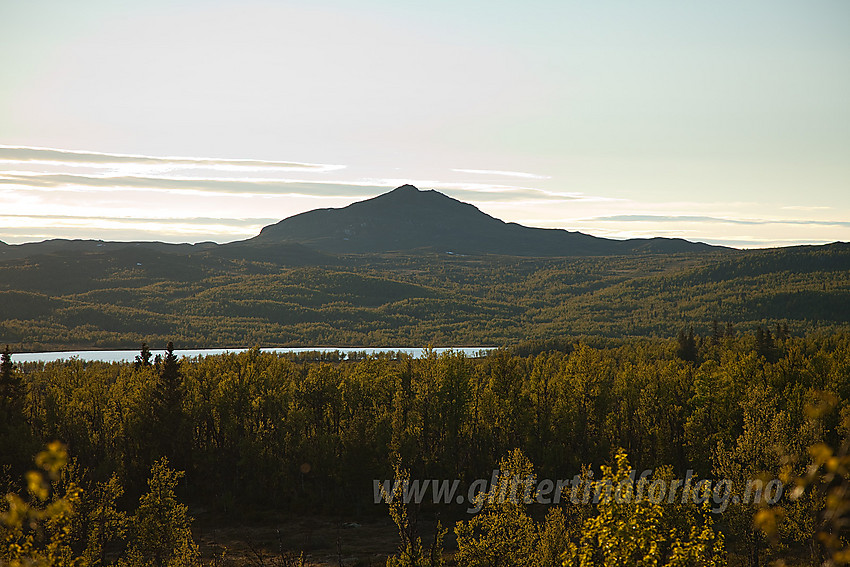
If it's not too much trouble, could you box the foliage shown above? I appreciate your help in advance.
[1,447,199,567]
[561,448,725,567]
[761,394,850,566]
[0,442,81,567]
[2,331,850,565]
[384,459,445,567]
[793,437,850,565]
[122,458,199,567]
[454,449,565,567]
[78,474,128,567]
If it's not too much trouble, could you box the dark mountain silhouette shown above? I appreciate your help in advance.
[249,184,724,255]
[0,185,726,261]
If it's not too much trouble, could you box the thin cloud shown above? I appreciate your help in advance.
[0,224,254,243]
[0,213,279,227]
[452,168,551,180]
[1,172,590,203]
[0,173,391,198]
[0,216,271,244]
[365,178,592,202]
[589,214,850,228]
[782,205,832,211]
[444,188,579,202]
[694,238,841,248]
[0,145,345,173]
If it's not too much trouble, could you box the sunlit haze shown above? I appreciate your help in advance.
[2,0,848,248]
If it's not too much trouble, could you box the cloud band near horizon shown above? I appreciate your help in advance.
[2,145,847,248]
[0,145,345,172]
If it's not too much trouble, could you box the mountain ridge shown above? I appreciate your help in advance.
[248,184,724,256]
[9,185,842,260]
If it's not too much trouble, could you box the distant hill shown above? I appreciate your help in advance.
[0,241,848,351]
[249,184,724,256]
[0,238,218,261]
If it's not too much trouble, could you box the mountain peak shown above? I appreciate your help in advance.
[252,185,723,256]
[391,184,420,193]
[383,184,431,201]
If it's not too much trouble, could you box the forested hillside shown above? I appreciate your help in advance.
[0,243,848,351]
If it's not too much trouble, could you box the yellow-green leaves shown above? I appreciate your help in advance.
[0,443,81,567]
[562,449,725,567]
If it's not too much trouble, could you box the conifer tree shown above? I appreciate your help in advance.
[0,345,24,416]
[134,343,153,369]
[0,346,32,473]
[755,326,777,361]
[152,343,187,468]
[711,319,722,345]
[677,327,697,363]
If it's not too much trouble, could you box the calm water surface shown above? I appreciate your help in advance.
[14,347,493,363]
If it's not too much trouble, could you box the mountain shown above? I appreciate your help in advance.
[250,184,724,256]
[2,185,723,262]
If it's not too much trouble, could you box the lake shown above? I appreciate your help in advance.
[12,346,494,363]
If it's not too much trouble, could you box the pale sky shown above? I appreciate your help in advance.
[1,0,848,248]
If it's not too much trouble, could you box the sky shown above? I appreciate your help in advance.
[1,0,848,248]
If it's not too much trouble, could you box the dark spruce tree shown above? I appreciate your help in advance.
[676,326,697,363]
[0,346,23,409]
[711,319,722,345]
[151,342,188,470]
[755,325,778,362]
[0,346,34,473]
[134,342,153,369]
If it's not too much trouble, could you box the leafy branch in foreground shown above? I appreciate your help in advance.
[760,394,850,567]
[383,457,445,567]
[0,442,81,567]
[1,448,201,567]
[562,448,725,567]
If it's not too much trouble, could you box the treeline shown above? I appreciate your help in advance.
[1,244,849,350]
[2,330,849,564]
